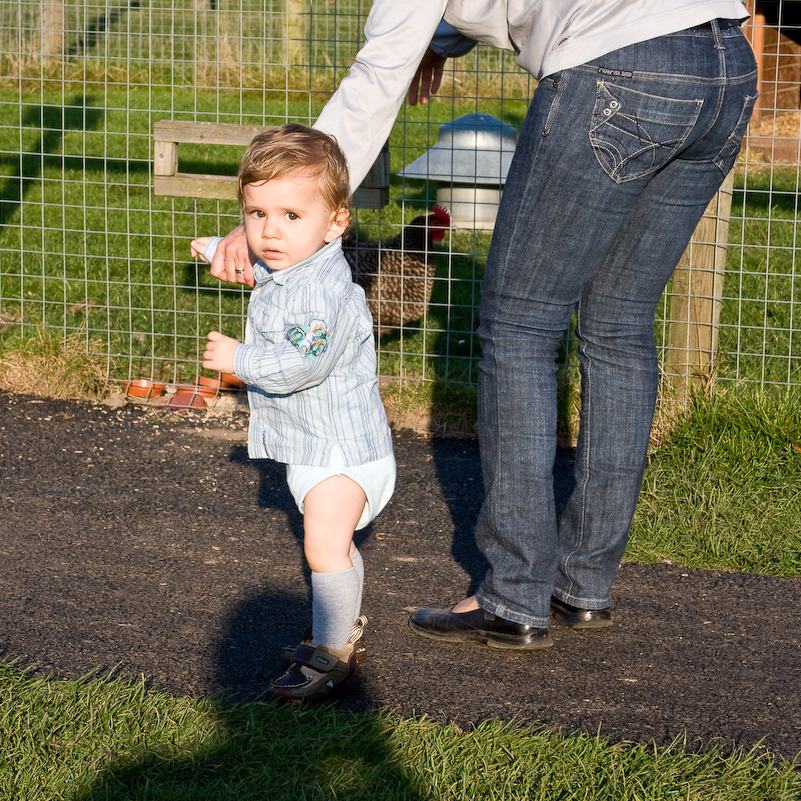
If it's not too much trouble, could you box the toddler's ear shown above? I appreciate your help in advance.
[325,207,351,242]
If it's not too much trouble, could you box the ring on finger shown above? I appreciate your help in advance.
[235,268,245,274]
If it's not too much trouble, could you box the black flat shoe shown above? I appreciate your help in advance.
[408,605,552,650]
[551,596,612,629]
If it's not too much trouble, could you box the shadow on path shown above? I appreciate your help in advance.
[74,591,425,800]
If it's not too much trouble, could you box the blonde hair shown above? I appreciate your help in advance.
[237,123,351,214]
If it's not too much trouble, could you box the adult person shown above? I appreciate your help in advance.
[210,1,757,650]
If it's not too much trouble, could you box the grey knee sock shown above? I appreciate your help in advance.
[350,548,364,622]
[311,566,361,650]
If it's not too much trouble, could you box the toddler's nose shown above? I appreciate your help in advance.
[262,219,280,239]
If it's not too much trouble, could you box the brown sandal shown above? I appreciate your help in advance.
[282,616,367,666]
[269,617,367,702]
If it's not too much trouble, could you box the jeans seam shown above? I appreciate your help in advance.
[713,91,758,173]
[710,18,725,50]
[542,71,568,137]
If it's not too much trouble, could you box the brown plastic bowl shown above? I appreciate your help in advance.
[176,383,217,399]
[220,372,246,389]
[195,374,222,390]
[122,379,166,399]
[168,391,207,410]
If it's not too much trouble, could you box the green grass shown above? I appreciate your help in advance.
[3,82,799,393]
[3,0,528,94]
[717,169,801,386]
[628,386,801,576]
[1,662,798,801]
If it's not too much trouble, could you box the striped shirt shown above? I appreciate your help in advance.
[204,237,393,467]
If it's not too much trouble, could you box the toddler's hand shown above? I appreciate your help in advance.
[191,237,213,262]
[203,331,240,375]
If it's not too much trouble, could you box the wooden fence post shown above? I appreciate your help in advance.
[40,0,64,59]
[665,171,735,389]
[285,0,308,65]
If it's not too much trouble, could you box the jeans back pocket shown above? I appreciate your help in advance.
[589,81,703,183]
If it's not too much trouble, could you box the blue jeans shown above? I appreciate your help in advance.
[475,21,758,627]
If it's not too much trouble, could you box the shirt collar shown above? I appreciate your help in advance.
[253,238,343,286]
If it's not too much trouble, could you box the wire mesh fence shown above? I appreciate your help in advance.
[1,0,799,408]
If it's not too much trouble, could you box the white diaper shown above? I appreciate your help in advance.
[285,445,396,530]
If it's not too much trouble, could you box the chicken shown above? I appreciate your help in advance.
[343,205,450,334]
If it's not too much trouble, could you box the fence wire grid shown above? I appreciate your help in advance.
[1,0,800,404]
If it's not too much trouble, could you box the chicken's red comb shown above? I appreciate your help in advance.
[429,205,450,242]
[432,204,451,225]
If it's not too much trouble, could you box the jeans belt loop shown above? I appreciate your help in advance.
[710,17,724,48]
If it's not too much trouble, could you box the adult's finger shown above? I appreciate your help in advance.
[408,49,446,106]
[209,224,255,287]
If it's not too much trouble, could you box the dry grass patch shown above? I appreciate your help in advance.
[0,326,111,400]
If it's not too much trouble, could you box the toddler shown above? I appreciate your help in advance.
[192,124,395,701]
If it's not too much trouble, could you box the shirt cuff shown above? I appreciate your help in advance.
[202,236,223,263]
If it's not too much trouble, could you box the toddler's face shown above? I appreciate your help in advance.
[242,173,347,271]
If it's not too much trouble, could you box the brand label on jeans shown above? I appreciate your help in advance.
[597,67,633,78]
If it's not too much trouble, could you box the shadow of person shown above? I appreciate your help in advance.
[426,437,487,595]
[72,698,426,799]
[73,593,425,798]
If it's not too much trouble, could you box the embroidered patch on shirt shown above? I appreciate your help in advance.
[286,320,330,358]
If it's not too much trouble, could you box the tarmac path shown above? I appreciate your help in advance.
[1,391,799,761]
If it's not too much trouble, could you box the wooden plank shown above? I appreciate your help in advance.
[152,121,390,208]
[154,173,238,200]
[154,120,268,147]
[153,139,178,177]
[665,172,735,389]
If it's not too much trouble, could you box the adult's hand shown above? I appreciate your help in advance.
[408,48,447,106]
[210,224,256,288]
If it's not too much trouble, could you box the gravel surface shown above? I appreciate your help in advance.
[1,391,799,760]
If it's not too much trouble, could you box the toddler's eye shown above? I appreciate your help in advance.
[249,209,265,219]
[285,211,299,221]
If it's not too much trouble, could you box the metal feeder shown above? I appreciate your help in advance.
[399,113,517,230]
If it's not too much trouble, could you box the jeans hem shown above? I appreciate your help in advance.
[552,590,612,611]
[476,591,551,629]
